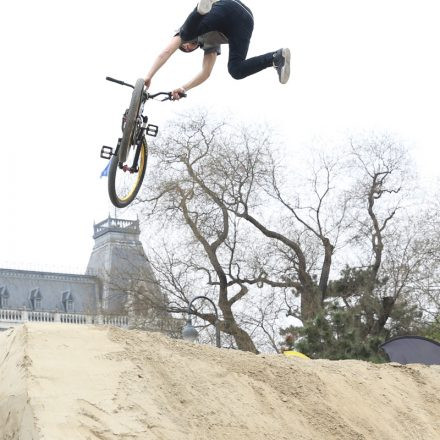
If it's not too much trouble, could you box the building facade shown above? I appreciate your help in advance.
[0,217,166,331]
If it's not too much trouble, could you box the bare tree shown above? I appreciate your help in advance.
[129,112,437,356]
[340,133,419,337]
[137,114,282,352]
[210,128,350,323]
[141,114,353,331]
[406,192,440,326]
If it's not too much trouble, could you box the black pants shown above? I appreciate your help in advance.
[180,0,274,79]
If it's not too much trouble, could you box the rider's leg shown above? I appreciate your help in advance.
[228,44,290,82]
[228,52,275,80]
[227,35,275,80]
[224,2,290,82]
[224,4,274,79]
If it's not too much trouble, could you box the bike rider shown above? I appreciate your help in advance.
[144,0,291,100]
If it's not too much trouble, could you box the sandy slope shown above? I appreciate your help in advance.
[0,324,439,440]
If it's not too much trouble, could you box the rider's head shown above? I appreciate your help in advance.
[179,40,200,53]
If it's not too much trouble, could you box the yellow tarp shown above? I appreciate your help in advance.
[283,350,310,360]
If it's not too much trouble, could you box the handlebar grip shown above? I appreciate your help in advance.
[163,92,187,101]
[106,76,125,85]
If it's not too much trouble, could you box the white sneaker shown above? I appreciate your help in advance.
[273,48,291,84]
[197,0,217,15]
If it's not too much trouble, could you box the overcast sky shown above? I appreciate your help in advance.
[1,0,439,273]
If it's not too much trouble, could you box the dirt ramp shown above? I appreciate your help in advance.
[0,326,39,440]
[1,324,439,440]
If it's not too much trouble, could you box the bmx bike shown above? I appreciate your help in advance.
[100,77,185,208]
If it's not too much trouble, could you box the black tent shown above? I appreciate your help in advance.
[380,336,440,365]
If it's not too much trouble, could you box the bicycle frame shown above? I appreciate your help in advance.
[100,76,186,208]
[100,78,160,164]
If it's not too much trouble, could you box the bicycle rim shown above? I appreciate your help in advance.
[108,141,147,208]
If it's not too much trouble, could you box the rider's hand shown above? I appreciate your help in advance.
[144,77,152,89]
[172,87,186,101]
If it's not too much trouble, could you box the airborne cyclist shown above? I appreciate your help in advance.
[144,0,291,100]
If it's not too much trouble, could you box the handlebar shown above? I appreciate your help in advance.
[106,76,186,100]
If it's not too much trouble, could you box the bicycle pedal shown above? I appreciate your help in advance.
[100,146,114,160]
[146,124,159,137]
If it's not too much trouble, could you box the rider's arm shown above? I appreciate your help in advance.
[172,51,217,99]
[145,36,181,88]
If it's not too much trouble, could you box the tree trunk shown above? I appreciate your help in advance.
[319,238,334,300]
[301,283,322,322]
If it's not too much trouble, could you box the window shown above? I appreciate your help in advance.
[0,286,9,309]
[62,291,74,313]
[29,288,42,310]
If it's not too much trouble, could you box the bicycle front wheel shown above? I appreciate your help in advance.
[108,141,148,208]
[119,78,145,163]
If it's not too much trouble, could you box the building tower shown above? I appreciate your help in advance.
[86,216,167,329]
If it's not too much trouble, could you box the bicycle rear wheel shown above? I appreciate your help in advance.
[108,141,148,208]
[119,78,145,163]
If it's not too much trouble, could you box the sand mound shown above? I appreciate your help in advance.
[0,324,439,439]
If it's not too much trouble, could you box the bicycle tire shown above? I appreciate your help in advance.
[119,78,145,163]
[108,140,148,208]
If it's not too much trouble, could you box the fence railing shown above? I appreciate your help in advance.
[0,308,129,328]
